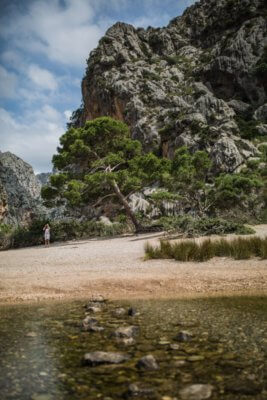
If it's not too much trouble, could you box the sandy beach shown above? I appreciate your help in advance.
[0,225,267,304]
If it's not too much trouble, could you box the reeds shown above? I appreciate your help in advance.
[144,236,267,262]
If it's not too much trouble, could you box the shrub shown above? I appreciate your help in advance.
[236,117,259,140]
[1,218,130,250]
[158,216,255,236]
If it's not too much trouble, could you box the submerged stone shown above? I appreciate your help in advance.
[116,337,135,346]
[113,307,127,316]
[187,355,205,362]
[82,316,104,332]
[179,384,213,400]
[113,326,139,338]
[26,332,38,338]
[225,380,263,395]
[169,343,180,350]
[86,306,101,313]
[175,331,193,342]
[83,351,130,366]
[126,382,156,398]
[136,355,159,370]
[128,307,140,316]
[90,294,107,303]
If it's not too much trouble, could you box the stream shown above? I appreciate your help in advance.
[0,296,266,399]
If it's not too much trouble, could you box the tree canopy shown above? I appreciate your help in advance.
[42,117,170,231]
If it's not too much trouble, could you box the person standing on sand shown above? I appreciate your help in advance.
[43,223,50,247]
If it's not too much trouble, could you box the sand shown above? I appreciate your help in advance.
[0,225,267,304]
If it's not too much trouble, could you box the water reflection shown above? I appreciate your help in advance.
[0,296,266,399]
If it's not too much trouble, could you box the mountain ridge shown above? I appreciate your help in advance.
[69,0,266,174]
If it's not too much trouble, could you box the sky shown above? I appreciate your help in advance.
[0,0,197,173]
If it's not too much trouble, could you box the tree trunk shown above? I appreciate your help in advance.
[111,179,143,232]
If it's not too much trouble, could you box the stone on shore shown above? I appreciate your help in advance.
[83,351,130,366]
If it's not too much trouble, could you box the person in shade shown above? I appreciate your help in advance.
[43,223,51,247]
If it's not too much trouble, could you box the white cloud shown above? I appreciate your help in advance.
[28,64,58,91]
[130,14,172,29]
[1,0,104,67]
[64,110,72,121]
[0,106,65,172]
[0,65,18,98]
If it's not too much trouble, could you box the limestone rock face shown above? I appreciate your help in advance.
[0,151,45,225]
[36,172,52,186]
[70,0,266,173]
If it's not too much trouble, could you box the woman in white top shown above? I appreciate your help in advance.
[43,223,50,246]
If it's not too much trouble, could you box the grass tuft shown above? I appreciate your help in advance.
[144,236,267,262]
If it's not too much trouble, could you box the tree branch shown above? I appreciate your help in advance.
[92,193,116,207]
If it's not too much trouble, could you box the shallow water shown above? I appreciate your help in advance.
[0,296,266,399]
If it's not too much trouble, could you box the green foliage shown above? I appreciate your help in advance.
[214,173,263,208]
[158,122,176,140]
[12,218,48,248]
[0,224,13,250]
[157,216,254,236]
[142,70,161,82]
[253,45,267,77]
[165,147,213,214]
[43,117,171,231]
[236,117,259,140]
[164,55,189,66]
[145,235,267,262]
[0,223,12,234]
[150,191,182,202]
[2,218,130,250]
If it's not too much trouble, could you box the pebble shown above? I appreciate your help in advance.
[128,307,139,316]
[179,384,213,400]
[170,343,180,350]
[113,307,127,316]
[175,331,193,342]
[127,383,155,397]
[136,355,159,370]
[90,294,107,303]
[174,360,186,367]
[26,332,37,338]
[86,306,101,313]
[116,337,135,346]
[83,351,130,366]
[187,355,205,362]
[113,326,139,338]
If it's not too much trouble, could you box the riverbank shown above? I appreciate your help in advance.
[0,225,267,304]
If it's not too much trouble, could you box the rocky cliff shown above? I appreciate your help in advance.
[70,0,267,173]
[36,172,52,186]
[0,151,45,225]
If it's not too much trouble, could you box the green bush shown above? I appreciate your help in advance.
[236,117,259,140]
[157,216,255,236]
[1,218,130,250]
[0,224,13,250]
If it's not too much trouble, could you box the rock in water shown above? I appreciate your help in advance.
[179,384,213,400]
[83,351,130,366]
[175,331,193,342]
[113,326,139,338]
[82,316,104,332]
[128,307,139,316]
[136,355,159,370]
[126,383,156,398]
[113,307,127,316]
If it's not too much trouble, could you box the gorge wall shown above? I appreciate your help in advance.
[70,0,267,173]
[0,151,45,225]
